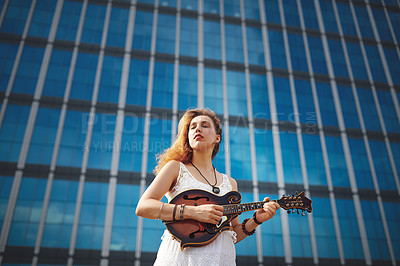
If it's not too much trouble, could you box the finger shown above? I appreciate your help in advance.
[264,205,277,215]
[214,205,224,212]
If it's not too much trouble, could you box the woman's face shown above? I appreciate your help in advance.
[188,115,220,152]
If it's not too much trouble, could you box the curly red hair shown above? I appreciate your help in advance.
[154,108,222,175]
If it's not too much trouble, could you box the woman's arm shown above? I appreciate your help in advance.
[228,177,280,244]
[136,160,224,224]
[135,160,180,221]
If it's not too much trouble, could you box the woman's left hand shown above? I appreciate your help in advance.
[254,197,280,223]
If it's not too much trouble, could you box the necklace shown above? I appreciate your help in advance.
[190,162,220,194]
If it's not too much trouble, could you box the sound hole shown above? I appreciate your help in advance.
[183,195,210,201]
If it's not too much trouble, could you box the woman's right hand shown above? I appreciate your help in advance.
[186,204,224,225]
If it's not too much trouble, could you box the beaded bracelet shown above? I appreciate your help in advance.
[241,218,256,236]
[253,211,263,225]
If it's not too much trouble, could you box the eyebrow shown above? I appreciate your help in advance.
[190,120,211,126]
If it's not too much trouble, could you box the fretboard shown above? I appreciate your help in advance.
[222,200,278,215]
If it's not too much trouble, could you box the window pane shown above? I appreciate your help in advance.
[361,200,391,260]
[246,26,265,66]
[264,0,281,24]
[288,33,308,73]
[75,181,108,250]
[118,115,144,173]
[152,61,174,109]
[7,177,47,247]
[250,73,269,119]
[0,43,19,92]
[204,68,223,115]
[126,59,149,106]
[230,126,251,181]
[110,184,140,251]
[0,105,30,162]
[336,3,357,37]
[369,140,396,191]
[106,7,129,48]
[316,82,338,127]
[87,113,116,170]
[357,87,381,131]
[42,49,73,98]
[268,30,287,69]
[26,107,60,165]
[42,180,78,248]
[12,46,45,95]
[327,39,349,78]
[313,197,339,258]
[280,132,303,184]
[283,0,301,27]
[308,36,328,75]
[57,110,89,167]
[180,17,198,57]
[227,70,247,117]
[178,65,197,111]
[56,0,82,41]
[204,20,221,61]
[336,199,364,259]
[348,138,374,189]
[81,3,106,45]
[70,52,98,101]
[133,11,153,51]
[224,0,240,18]
[156,14,176,54]
[319,0,339,34]
[28,0,57,38]
[325,136,350,188]
[225,24,244,63]
[301,0,319,30]
[294,79,317,126]
[254,129,276,183]
[0,0,32,34]
[336,85,360,129]
[303,134,327,186]
[274,76,293,122]
[147,118,172,173]
[98,56,123,104]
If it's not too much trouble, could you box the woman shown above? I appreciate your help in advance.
[136,108,280,265]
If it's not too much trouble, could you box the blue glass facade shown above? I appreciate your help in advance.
[0,0,399,265]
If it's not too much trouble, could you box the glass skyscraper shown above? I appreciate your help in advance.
[0,0,399,265]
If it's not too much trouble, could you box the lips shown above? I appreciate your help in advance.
[194,133,203,140]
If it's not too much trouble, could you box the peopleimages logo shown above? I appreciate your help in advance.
[80,112,174,134]
[83,141,171,153]
[79,111,318,138]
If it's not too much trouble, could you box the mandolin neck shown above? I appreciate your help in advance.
[222,200,278,215]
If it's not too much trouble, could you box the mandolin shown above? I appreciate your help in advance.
[164,189,312,249]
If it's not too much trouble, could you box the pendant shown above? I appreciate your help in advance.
[212,186,220,194]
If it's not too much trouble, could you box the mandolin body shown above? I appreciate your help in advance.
[164,189,242,250]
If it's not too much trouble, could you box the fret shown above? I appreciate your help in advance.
[223,201,265,215]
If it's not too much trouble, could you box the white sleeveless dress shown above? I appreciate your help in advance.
[153,162,237,266]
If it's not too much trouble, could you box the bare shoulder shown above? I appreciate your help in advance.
[228,176,238,191]
[160,160,181,176]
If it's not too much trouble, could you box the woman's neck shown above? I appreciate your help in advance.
[191,151,213,171]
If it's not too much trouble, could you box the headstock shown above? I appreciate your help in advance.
[276,191,313,216]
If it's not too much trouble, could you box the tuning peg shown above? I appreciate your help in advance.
[302,211,305,216]
[287,210,291,214]
[297,209,299,214]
